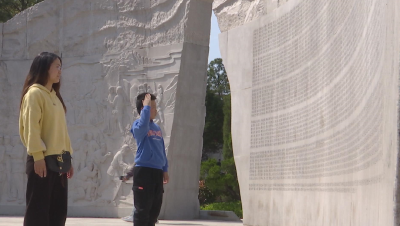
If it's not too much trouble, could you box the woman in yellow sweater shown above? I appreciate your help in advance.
[19,52,74,226]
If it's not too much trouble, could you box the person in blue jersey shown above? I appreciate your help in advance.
[122,93,169,226]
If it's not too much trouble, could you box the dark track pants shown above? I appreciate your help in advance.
[133,166,164,226]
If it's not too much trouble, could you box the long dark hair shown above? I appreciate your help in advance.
[20,52,66,112]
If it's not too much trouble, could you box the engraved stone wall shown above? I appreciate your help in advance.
[215,0,400,225]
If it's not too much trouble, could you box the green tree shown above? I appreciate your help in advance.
[202,89,224,154]
[207,58,230,97]
[223,94,233,159]
[221,94,240,201]
[200,58,241,203]
[199,158,240,202]
[199,159,227,199]
[0,0,43,23]
[202,58,229,155]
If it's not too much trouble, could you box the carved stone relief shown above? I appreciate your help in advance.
[0,0,211,219]
[60,44,181,207]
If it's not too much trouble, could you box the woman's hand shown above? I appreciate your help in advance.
[67,166,74,179]
[34,159,47,178]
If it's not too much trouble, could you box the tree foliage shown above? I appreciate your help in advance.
[199,158,240,202]
[200,58,240,204]
[223,94,233,159]
[0,0,43,23]
[202,58,229,155]
[207,58,230,97]
[202,89,224,154]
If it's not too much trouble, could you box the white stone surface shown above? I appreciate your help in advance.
[0,0,212,220]
[216,0,400,225]
[0,217,243,226]
[213,0,291,32]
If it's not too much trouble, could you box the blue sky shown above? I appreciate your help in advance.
[208,12,221,63]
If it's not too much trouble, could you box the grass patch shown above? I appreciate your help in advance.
[201,201,242,218]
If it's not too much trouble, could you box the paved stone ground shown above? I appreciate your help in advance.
[0,217,243,226]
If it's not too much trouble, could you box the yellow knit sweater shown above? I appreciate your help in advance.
[19,84,73,161]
